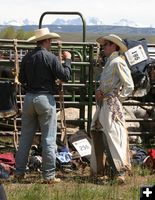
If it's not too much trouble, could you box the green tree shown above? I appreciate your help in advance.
[0,26,16,39]
[16,28,26,39]
[0,26,34,40]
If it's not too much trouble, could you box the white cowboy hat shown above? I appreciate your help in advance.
[27,27,60,42]
[96,34,127,53]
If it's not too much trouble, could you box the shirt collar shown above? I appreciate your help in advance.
[35,46,47,51]
[104,51,119,69]
[107,51,119,62]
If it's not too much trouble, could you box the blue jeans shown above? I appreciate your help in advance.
[15,93,57,180]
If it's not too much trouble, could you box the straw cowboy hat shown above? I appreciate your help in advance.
[96,34,128,53]
[27,27,60,42]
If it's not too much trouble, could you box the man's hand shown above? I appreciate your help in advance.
[62,51,71,59]
[95,90,104,102]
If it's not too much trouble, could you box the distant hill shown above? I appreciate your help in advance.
[1,16,155,36]
[1,24,155,36]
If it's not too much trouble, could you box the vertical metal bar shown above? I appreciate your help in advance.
[71,49,75,102]
[79,65,86,129]
[87,45,94,134]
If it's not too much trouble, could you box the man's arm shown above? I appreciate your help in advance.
[116,61,134,98]
[49,51,71,82]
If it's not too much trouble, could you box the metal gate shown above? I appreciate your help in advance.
[0,12,155,147]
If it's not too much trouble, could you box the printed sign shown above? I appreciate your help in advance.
[72,138,91,157]
[125,45,148,66]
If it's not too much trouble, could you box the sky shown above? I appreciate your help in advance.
[0,0,155,27]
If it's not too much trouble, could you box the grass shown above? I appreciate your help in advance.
[3,166,155,200]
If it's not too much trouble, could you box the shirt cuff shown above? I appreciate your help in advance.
[64,59,71,67]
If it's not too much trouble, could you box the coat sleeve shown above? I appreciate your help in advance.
[19,55,28,88]
[48,54,71,82]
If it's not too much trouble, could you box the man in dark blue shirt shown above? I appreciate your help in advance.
[15,27,71,183]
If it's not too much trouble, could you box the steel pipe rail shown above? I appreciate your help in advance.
[38,11,86,42]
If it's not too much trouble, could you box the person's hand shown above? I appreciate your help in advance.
[62,51,71,59]
[95,90,104,102]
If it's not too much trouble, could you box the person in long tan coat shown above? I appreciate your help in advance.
[90,34,134,183]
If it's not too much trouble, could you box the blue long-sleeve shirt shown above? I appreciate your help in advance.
[19,47,71,94]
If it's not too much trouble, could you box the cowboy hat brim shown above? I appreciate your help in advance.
[97,34,128,53]
[27,32,60,42]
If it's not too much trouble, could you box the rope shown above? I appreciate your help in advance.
[13,39,20,84]
[13,117,18,151]
[57,42,68,147]
[12,39,20,149]
[18,84,23,111]
[13,40,23,114]
[59,84,68,146]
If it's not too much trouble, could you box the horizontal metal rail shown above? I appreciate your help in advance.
[2,118,154,123]
[0,39,96,46]
[123,102,155,106]
[128,131,155,136]
[126,118,155,122]
[1,131,154,137]
[0,59,91,65]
